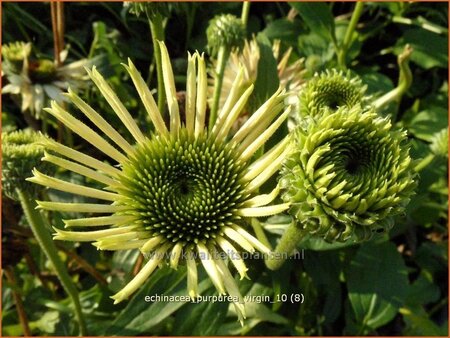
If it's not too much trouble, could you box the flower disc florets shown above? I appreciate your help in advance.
[28,41,292,323]
[116,130,249,244]
[281,106,416,242]
[298,69,368,121]
[206,14,246,56]
[2,41,31,73]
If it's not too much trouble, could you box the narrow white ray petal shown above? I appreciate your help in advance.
[197,243,226,294]
[243,185,281,208]
[93,239,149,251]
[214,255,246,324]
[94,231,147,245]
[215,84,254,141]
[64,215,136,228]
[212,67,245,134]
[87,67,146,144]
[194,53,207,137]
[43,152,116,186]
[243,137,291,181]
[245,145,292,192]
[232,225,271,254]
[237,203,290,218]
[112,245,169,304]
[45,101,128,163]
[186,249,198,298]
[158,41,180,134]
[216,237,248,279]
[222,227,255,253]
[123,59,169,136]
[239,106,291,161]
[140,236,164,253]
[65,88,135,153]
[53,225,137,242]
[36,201,125,213]
[232,86,285,144]
[238,101,285,151]
[185,52,197,135]
[169,242,183,270]
[39,138,121,178]
[28,169,119,201]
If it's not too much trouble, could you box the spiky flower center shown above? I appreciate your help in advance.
[29,59,57,83]
[116,130,248,244]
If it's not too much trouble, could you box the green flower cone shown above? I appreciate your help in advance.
[281,105,417,242]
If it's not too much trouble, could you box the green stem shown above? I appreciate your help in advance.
[209,46,231,130]
[265,221,306,271]
[337,1,364,69]
[149,13,166,116]
[373,44,413,117]
[17,189,87,336]
[241,1,251,27]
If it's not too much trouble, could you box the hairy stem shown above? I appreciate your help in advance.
[209,45,231,130]
[241,1,251,27]
[17,189,87,336]
[265,221,306,271]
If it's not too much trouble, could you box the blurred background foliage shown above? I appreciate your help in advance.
[2,2,448,336]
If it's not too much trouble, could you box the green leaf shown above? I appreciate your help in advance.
[172,288,228,335]
[289,2,336,43]
[248,33,280,112]
[402,306,448,336]
[395,28,448,69]
[346,241,409,331]
[105,266,210,335]
[406,107,448,142]
[263,19,304,45]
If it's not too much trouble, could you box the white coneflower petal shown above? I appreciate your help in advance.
[232,225,271,254]
[243,185,281,208]
[222,227,255,253]
[186,250,198,298]
[240,106,291,161]
[123,59,168,137]
[88,67,146,144]
[237,203,290,218]
[53,225,138,241]
[45,102,127,163]
[140,236,164,253]
[232,86,285,144]
[213,67,245,134]
[94,239,149,251]
[197,243,226,294]
[169,242,183,269]
[185,52,197,135]
[243,137,291,181]
[65,88,135,154]
[28,169,119,201]
[216,237,248,279]
[214,256,246,325]
[215,84,254,141]
[36,201,125,213]
[42,152,116,187]
[158,41,180,133]
[40,138,121,178]
[245,146,292,192]
[195,53,207,137]
[94,231,146,245]
[64,215,136,228]
[112,244,169,304]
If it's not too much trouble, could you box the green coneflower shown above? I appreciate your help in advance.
[280,105,416,243]
[2,41,32,73]
[28,42,291,322]
[298,69,368,122]
[2,44,90,117]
